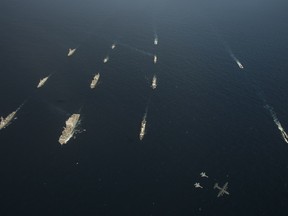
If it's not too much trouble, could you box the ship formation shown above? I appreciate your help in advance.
[58,114,81,145]
[2,36,161,143]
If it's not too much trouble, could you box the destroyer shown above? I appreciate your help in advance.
[58,114,80,145]
[67,48,76,57]
[37,76,49,88]
[139,115,147,140]
[0,110,17,130]
[151,75,157,89]
[90,73,100,89]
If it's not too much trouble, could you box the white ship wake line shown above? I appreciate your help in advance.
[265,104,288,144]
[117,42,153,57]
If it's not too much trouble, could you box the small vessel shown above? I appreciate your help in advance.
[67,48,76,57]
[111,43,116,49]
[236,60,244,69]
[0,110,17,130]
[37,76,49,88]
[90,73,100,89]
[151,75,157,89]
[139,115,147,140]
[103,56,109,63]
[154,38,158,45]
[58,114,80,145]
[153,55,157,64]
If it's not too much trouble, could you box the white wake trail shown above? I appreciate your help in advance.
[117,42,153,57]
[265,105,288,144]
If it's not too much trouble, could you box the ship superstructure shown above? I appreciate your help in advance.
[67,48,76,57]
[90,73,100,89]
[139,115,147,140]
[58,114,80,145]
[37,76,49,88]
[151,75,157,89]
[0,110,17,130]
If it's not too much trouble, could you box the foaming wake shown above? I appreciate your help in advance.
[264,104,288,143]
[117,42,153,57]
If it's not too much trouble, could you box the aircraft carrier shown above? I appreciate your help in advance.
[58,114,80,145]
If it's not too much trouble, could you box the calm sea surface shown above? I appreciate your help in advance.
[1,0,288,215]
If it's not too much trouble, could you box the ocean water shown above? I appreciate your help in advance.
[1,0,288,215]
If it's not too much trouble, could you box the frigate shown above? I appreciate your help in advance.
[0,110,17,130]
[90,73,100,89]
[139,116,147,140]
[58,114,80,145]
[67,48,76,56]
[37,76,49,88]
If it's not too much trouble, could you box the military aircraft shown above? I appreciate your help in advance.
[214,182,229,197]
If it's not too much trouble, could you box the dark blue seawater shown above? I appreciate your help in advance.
[1,0,288,215]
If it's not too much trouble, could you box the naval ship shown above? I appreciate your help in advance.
[58,114,80,145]
[154,55,157,64]
[139,116,147,140]
[90,73,100,89]
[0,110,17,130]
[37,76,49,88]
[151,75,157,89]
[67,48,76,56]
[154,38,158,45]
[103,56,109,63]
